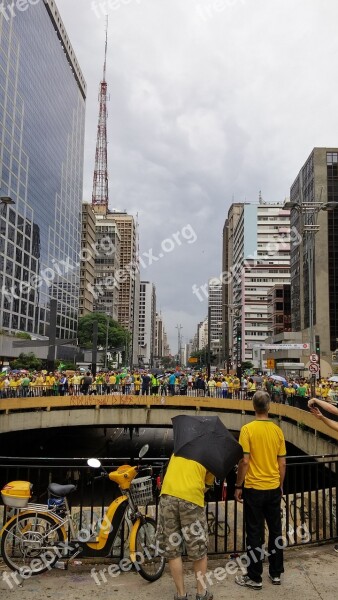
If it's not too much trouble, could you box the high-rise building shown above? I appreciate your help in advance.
[92,210,121,321]
[222,203,243,369]
[290,148,338,375]
[163,329,170,357]
[225,202,290,368]
[154,313,170,363]
[0,1,86,338]
[267,284,291,337]
[79,204,96,317]
[112,212,139,364]
[208,278,222,362]
[197,318,208,350]
[138,281,156,367]
[155,312,164,360]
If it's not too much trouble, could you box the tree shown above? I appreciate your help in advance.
[78,313,130,350]
[242,361,254,371]
[9,353,42,371]
[190,347,217,366]
[161,356,177,369]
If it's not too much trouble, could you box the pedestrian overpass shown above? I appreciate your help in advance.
[0,395,337,456]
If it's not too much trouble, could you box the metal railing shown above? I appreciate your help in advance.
[1,454,337,557]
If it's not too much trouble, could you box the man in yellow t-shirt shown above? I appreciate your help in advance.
[157,455,214,600]
[234,391,286,590]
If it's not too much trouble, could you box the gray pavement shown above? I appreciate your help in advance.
[0,544,336,600]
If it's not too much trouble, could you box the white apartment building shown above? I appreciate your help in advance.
[92,211,121,322]
[208,278,223,360]
[138,281,156,366]
[198,318,208,350]
[155,312,170,361]
[229,202,291,367]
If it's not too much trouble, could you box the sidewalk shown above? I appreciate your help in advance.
[0,544,336,599]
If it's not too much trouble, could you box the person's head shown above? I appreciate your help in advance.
[86,371,91,376]
[252,390,270,415]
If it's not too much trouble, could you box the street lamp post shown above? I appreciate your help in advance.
[284,198,338,394]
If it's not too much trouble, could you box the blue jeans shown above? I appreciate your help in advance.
[243,487,284,582]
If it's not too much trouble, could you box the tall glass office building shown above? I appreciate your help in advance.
[0,0,86,339]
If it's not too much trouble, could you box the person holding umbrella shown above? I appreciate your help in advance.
[234,390,287,590]
[157,415,242,600]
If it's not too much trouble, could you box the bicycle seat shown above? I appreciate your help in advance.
[48,483,77,497]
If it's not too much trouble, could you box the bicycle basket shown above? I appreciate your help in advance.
[130,476,153,505]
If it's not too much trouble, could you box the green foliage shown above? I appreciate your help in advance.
[242,361,254,371]
[78,313,130,350]
[190,347,217,366]
[161,356,177,369]
[55,360,76,371]
[15,332,32,339]
[9,353,42,371]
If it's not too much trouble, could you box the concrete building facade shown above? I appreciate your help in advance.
[138,281,156,367]
[197,318,208,351]
[79,204,96,317]
[222,203,243,369]
[92,209,121,322]
[208,278,222,362]
[111,212,139,366]
[226,202,290,368]
[290,147,338,376]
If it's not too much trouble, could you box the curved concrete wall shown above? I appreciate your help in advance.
[0,399,337,456]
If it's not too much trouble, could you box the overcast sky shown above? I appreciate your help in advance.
[57,0,338,353]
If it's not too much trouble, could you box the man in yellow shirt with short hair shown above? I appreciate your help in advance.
[234,390,286,590]
[157,455,214,600]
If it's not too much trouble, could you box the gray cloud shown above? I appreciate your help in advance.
[56,0,338,351]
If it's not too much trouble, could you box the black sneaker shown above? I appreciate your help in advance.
[268,574,281,585]
[334,544,338,553]
[196,591,213,600]
[174,595,187,600]
[235,575,262,590]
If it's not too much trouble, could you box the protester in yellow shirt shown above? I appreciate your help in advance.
[235,391,286,589]
[158,456,214,600]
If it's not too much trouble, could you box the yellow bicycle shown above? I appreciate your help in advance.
[1,445,165,581]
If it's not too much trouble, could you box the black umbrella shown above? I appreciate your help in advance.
[172,415,243,480]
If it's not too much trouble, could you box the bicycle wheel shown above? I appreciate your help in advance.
[1,512,64,575]
[131,517,165,582]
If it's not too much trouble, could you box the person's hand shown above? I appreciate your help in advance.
[310,406,323,420]
[234,488,243,503]
[308,398,316,408]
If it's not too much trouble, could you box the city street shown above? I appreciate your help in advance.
[0,544,336,599]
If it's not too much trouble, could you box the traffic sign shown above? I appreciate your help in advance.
[267,359,275,369]
[309,363,319,374]
[310,353,319,363]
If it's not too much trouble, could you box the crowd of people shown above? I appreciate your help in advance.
[1,368,338,403]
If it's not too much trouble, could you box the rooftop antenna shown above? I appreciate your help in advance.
[92,15,109,209]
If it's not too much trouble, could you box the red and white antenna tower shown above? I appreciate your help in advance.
[92,16,109,208]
